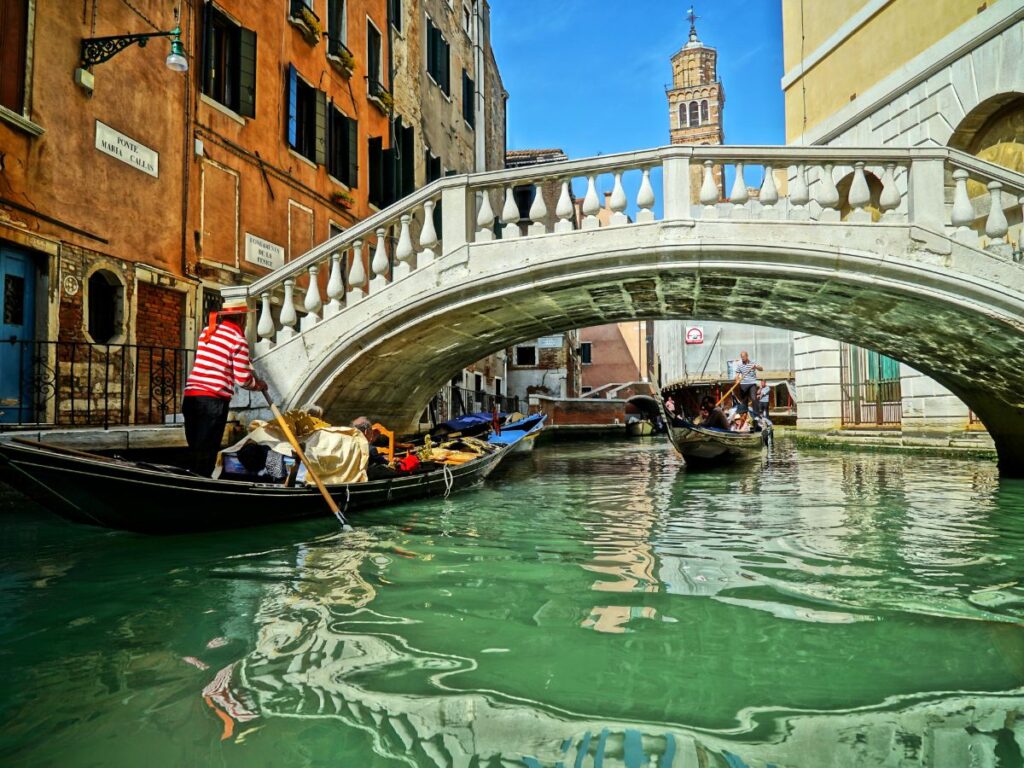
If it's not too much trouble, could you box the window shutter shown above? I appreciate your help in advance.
[426,21,436,80]
[401,123,415,197]
[368,137,383,206]
[382,148,396,207]
[441,39,450,95]
[347,116,359,188]
[391,0,402,31]
[328,0,342,46]
[238,28,257,118]
[201,6,215,97]
[287,65,298,148]
[315,89,328,165]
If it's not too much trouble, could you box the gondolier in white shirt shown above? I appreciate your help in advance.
[733,351,763,419]
[182,301,267,476]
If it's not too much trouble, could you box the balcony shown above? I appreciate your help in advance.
[367,79,393,114]
[288,0,321,46]
[327,37,355,78]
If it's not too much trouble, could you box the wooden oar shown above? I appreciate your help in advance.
[262,390,353,531]
[715,380,740,408]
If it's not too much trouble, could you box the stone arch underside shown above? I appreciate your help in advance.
[283,247,1024,474]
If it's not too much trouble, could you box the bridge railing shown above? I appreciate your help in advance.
[231,146,1024,353]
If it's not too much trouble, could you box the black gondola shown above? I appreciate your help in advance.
[0,437,513,535]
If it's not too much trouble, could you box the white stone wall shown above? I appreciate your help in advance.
[794,9,1024,441]
[654,320,794,386]
[793,333,843,431]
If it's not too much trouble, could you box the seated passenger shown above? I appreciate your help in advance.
[698,397,730,430]
[351,416,398,480]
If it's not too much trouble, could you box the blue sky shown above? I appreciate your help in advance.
[489,1,786,159]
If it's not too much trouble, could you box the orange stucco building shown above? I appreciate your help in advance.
[0,0,391,425]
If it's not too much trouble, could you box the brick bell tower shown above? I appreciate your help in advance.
[667,7,725,198]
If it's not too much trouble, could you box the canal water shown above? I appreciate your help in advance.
[1,441,1023,766]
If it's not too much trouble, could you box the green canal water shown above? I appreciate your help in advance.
[1,440,1024,767]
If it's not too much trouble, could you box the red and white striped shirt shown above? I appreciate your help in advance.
[184,320,258,400]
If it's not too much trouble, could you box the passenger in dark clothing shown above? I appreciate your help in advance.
[699,397,730,430]
[352,416,397,479]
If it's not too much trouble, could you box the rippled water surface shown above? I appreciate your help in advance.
[2,441,1024,767]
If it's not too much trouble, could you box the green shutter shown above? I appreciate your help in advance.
[238,28,257,118]
[315,89,328,165]
[347,116,359,188]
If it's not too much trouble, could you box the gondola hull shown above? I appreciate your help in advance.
[666,421,766,465]
[0,439,510,535]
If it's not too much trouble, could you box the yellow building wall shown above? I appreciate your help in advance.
[782,0,986,142]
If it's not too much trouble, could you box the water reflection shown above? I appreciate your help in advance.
[2,442,1024,766]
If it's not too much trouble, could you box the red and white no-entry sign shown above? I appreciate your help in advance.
[685,326,704,345]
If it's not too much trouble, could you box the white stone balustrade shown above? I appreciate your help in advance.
[232,145,1023,351]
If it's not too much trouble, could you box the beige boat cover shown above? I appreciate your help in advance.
[214,424,369,484]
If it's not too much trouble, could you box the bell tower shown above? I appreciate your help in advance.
[667,7,725,147]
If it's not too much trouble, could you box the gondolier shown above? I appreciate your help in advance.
[733,351,763,417]
[182,301,267,476]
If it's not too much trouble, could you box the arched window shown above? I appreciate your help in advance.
[688,101,699,126]
[678,103,687,128]
[86,269,125,344]
[701,100,709,123]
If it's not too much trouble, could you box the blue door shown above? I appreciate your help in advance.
[0,247,38,424]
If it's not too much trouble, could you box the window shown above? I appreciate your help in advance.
[425,150,442,183]
[286,65,326,164]
[86,270,124,345]
[202,6,257,118]
[463,5,472,34]
[329,222,345,238]
[0,0,29,114]
[389,0,402,31]
[494,377,502,397]
[688,101,699,126]
[394,116,415,199]
[367,19,383,96]
[327,0,347,54]
[515,346,536,366]
[474,373,483,393]
[462,70,475,128]
[425,17,450,95]
[700,99,709,123]
[678,103,687,128]
[582,386,593,394]
[580,342,592,365]
[328,105,358,187]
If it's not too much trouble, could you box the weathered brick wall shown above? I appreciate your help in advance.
[532,398,626,426]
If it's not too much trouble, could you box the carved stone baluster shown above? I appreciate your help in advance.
[528,184,548,235]
[324,251,345,318]
[256,290,275,353]
[554,181,574,233]
[815,163,840,222]
[609,172,628,226]
[636,168,655,223]
[758,164,779,220]
[348,239,367,302]
[847,161,871,222]
[500,187,521,239]
[394,213,416,279]
[369,226,390,293]
[419,201,438,263]
[729,162,749,219]
[278,279,298,341]
[475,190,495,242]
[699,160,719,217]
[788,164,809,221]
[878,163,901,221]
[300,264,322,332]
[950,168,977,245]
[986,181,1009,245]
[581,176,601,230]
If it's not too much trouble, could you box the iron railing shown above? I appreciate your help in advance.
[0,340,195,429]
[427,384,520,426]
[840,380,903,426]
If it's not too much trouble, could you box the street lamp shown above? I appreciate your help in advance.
[79,26,189,72]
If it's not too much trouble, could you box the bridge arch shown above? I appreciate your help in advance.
[234,145,1024,474]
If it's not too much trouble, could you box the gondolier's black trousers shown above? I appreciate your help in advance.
[738,383,761,417]
[182,395,230,477]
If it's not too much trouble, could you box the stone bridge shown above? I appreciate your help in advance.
[223,145,1024,474]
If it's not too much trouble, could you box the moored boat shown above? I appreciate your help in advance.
[487,413,547,453]
[0,435,516,535]
[626,419,655,437]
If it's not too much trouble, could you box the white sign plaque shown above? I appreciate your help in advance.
[537,336,563,349]
[685,326,704,344]
[244,233,285,270]
[95,121,158,177]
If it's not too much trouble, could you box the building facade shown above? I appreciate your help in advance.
[782,0,1021,448]
[0,0,510,430]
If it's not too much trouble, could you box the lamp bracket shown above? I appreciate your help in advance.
[80,29,176,69]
